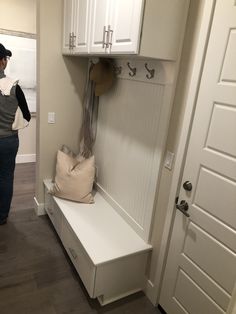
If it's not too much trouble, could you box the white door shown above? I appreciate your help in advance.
[73,0,91,54]
[62,0,74,54]
[160,1,236,314]
[89,0,110,54]
[109,0,144,54]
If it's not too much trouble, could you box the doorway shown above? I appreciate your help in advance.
[159,1,236,313]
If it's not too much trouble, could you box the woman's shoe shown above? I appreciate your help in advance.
[0,218,7,225]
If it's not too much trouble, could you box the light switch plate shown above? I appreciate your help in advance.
[164,151,175,170]
[48,112,55,124]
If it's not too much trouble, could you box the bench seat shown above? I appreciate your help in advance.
[44,179,152,305]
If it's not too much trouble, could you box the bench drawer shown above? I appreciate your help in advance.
[44,188,62,236]
[61,219,96,298]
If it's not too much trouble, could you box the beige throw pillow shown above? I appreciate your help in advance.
[51,149,95,203]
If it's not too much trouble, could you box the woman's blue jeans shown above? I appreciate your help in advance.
[0,134,19,221]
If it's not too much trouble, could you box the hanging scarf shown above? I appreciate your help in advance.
[79,63,99,158]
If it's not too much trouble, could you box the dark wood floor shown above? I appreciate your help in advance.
[11,162,35,211]
[0,163,162,314]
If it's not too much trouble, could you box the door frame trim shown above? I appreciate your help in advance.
[147,0,217,306]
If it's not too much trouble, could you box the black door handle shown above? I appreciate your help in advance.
[176,200,190,217]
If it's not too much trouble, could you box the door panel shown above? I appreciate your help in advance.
[206,104,236,157]
[160,1,236,313]
[184,223,236,294]
[220,29,236,83]
[62,0,74,53]
[90,0,110,53]
[109,0,144,54]
[194,167,236,229]
[174,270,224,314]
[74,0,91,53]
[179,254,230,311]
[190,204,236,253]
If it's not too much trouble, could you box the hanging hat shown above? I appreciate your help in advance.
[90,59,115,96]
[0,43,12,59]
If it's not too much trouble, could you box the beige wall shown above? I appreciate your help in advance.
[18,117,36,155]
[0,0,37,160]
[36,0,88,203]
[147,0,205,285]
[0,0,36,34]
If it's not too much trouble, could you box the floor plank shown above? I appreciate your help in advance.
[11,162,35,211]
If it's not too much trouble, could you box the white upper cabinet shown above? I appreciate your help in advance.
[62,0,190,60]
[62,0,91,54]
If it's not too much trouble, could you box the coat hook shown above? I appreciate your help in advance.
[127,62,136,77]
[145,63,155,79]
[114,66,122,75]
[90,58,99,65]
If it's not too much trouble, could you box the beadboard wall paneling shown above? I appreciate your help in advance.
[94,61,172,241]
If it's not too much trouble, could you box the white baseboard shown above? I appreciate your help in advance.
[34,196,45,216]
[144,279,157,306]
[16,154,36,164]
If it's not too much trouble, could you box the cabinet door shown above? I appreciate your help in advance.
[109,0,144,54]
[73,0,91,54]
[62,0,74,54]
[90,0,111,53]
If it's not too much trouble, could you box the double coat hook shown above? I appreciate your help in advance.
[114,66,122,75]
[145,63,155,79]
[127,62,136,77]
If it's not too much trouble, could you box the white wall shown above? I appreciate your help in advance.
[0,0,37,162]
[17,118,36,163]
[0,0,36,34]
[146,0,206,302]
[36,0,88,205]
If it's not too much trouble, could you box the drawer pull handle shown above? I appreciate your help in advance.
[68,247,78,260]
[108,25,113,53]
[72,32,76,48]
[69,32,72,49]
[102,26,106,48]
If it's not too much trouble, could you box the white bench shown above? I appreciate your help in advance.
[44,179,152,305]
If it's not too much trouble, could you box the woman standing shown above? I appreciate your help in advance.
[0,43,31,225]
